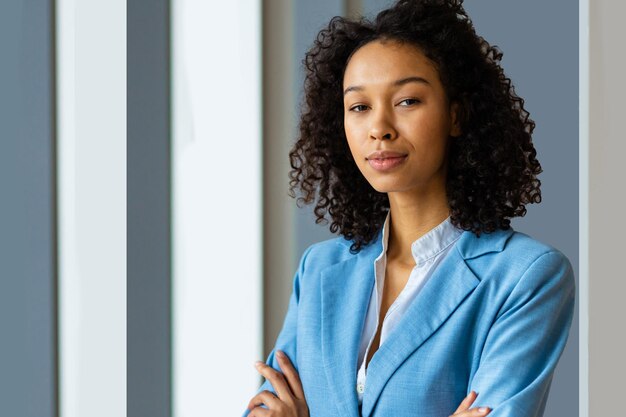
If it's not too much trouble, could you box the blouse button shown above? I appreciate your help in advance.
[356,382,365,394]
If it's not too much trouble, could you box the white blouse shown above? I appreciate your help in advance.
[356,210,464,407]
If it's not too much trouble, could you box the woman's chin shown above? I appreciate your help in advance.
[367,181,409,194]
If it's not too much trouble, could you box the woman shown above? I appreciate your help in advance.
[244,1,575,416]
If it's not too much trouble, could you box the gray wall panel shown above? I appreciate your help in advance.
[128,1,171,416]
[0,1,57,416]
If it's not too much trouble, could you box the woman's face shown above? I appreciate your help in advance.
[342,39,460,195]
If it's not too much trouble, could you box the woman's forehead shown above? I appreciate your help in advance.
[343,40,440,90]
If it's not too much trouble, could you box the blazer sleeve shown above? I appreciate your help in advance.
[468,250,576,417]
[241,244,314,417]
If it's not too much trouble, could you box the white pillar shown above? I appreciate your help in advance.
[171,1,263,415]
[56,1,127,416]
[586,0,626,415]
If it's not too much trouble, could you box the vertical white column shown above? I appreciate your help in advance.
[56,1,126,416]
[587,0,626,415]
[579,0,589,416]
[171,0,263,416]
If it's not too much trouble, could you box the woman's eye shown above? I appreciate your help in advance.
[398,98,420,106]
[350,104,369,112]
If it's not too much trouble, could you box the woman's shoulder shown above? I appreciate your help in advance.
[500,228,572,268]
[463,227,575,294]
[299,236,355,268]
[455,225,568,263]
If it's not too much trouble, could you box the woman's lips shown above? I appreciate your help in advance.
[366,155,407,171]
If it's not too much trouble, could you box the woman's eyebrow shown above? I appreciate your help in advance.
[343,76,431,97]
[394,76,431,88]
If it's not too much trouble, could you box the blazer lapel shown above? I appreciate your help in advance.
[320,233,382,417]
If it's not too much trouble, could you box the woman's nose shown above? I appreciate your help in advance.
[368,111,398,141]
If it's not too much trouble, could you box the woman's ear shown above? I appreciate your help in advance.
[450,101,462,137]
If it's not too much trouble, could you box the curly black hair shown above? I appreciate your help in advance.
[288,0,542,253]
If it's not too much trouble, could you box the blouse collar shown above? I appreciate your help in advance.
[378,210,464,266]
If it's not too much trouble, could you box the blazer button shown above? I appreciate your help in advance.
[356,383,365,394]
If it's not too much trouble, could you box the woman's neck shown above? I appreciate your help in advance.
[386,189,450,267]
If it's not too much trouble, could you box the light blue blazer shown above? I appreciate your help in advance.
[243,226,576,417]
